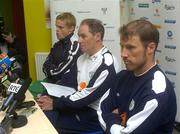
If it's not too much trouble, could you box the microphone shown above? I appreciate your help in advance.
[0,77,32,129]
[7,72,19,83]
[0,77,32,112]
[0,127,7,134]
[0,83,21,111]
[0,53,12,74]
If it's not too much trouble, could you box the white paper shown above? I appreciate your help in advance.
[41,82,76,97]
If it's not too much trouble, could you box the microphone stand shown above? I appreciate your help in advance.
[5,100,27,128]
[0,99,28,134]
[0,115,13,134]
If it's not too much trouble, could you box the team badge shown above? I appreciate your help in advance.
[129,99,135,111]
[89,71,95,79]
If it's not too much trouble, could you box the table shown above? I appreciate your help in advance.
[0,91,58,134]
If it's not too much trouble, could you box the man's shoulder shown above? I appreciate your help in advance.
[103,52,114,66]
[70,34,78,43]
[53,41,61,47]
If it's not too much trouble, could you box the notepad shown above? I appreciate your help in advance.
[41,82,76,97]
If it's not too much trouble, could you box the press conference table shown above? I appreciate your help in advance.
[0,91,58,134]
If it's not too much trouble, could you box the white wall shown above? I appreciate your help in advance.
[50,0,121,67]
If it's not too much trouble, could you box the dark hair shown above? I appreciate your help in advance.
[80,19,104,40]
[56,12,76,28]
[120,19,159,49]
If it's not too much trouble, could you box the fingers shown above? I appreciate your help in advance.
[1,33,14,43]
[36,95,53,111]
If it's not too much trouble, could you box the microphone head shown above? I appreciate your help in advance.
[0,54,12,74]
[0,77,32,112]
[7,73,19,82]
[14,77,32,102]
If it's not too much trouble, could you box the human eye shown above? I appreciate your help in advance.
[79,34,86,39]
[126,44,135,50]
[56,25,64,29]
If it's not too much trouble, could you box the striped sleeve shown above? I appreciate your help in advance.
[50,41,80,77]
[53,53,117,111]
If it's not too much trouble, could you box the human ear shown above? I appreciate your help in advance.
[69,26,75,33]
[147,42,156,55]
[95,32,101,41]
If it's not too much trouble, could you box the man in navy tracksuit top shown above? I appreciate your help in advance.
[98,20,177,134]
[43,12,81,86]
[37,19,120,133]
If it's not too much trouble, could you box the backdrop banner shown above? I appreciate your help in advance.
[129,0,180,122]
[50,0,121,66]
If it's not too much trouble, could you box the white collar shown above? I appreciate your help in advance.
[89,46,106,61]
[134,62,157,77]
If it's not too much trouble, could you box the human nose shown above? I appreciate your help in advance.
[121,47,128,58]
[78,37,82,44]
[56,27,59,33]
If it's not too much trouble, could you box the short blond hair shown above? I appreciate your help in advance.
[56,12,76,28]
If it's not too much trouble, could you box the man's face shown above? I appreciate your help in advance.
[78,24,97,55]
[55,19,73,40]
[120,35,149,75]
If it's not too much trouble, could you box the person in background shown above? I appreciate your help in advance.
[98,19,177,134]
[42,12,81,87]
[0,31,25,78]
[37,18,120,133]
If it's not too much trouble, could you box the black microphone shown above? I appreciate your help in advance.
[0,83,21,111]
[1,77,32,129]
[7,72,19,83]
[0,77,32,112]
[0,127,7,134]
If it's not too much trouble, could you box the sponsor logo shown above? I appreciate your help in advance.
[103,39,115,42]
[77,11,91,14]
[130,7,135,15]
[165,70,176,76]
[164,19,176,24]
[105,26,115,29]
[89,71,95,79]
[152,0,161,3]
[167,30,173,39]
[154,8,160,16]
[129,99,135,111]
[138,3,149,8]
[164,45,176,49]
[116,92,120,97]
[140,16,149,20]
[8,83,22,93]
[55,11,61,15]
[165,56,176,62]
[156,49,162,53]
[165,4,175,10]
[101,8,107,15]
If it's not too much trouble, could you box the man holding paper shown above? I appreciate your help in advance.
[37,18,120,133]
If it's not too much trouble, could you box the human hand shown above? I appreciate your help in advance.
[112,108,127,126]
[1,32,14,44]
[36,95,53,111]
